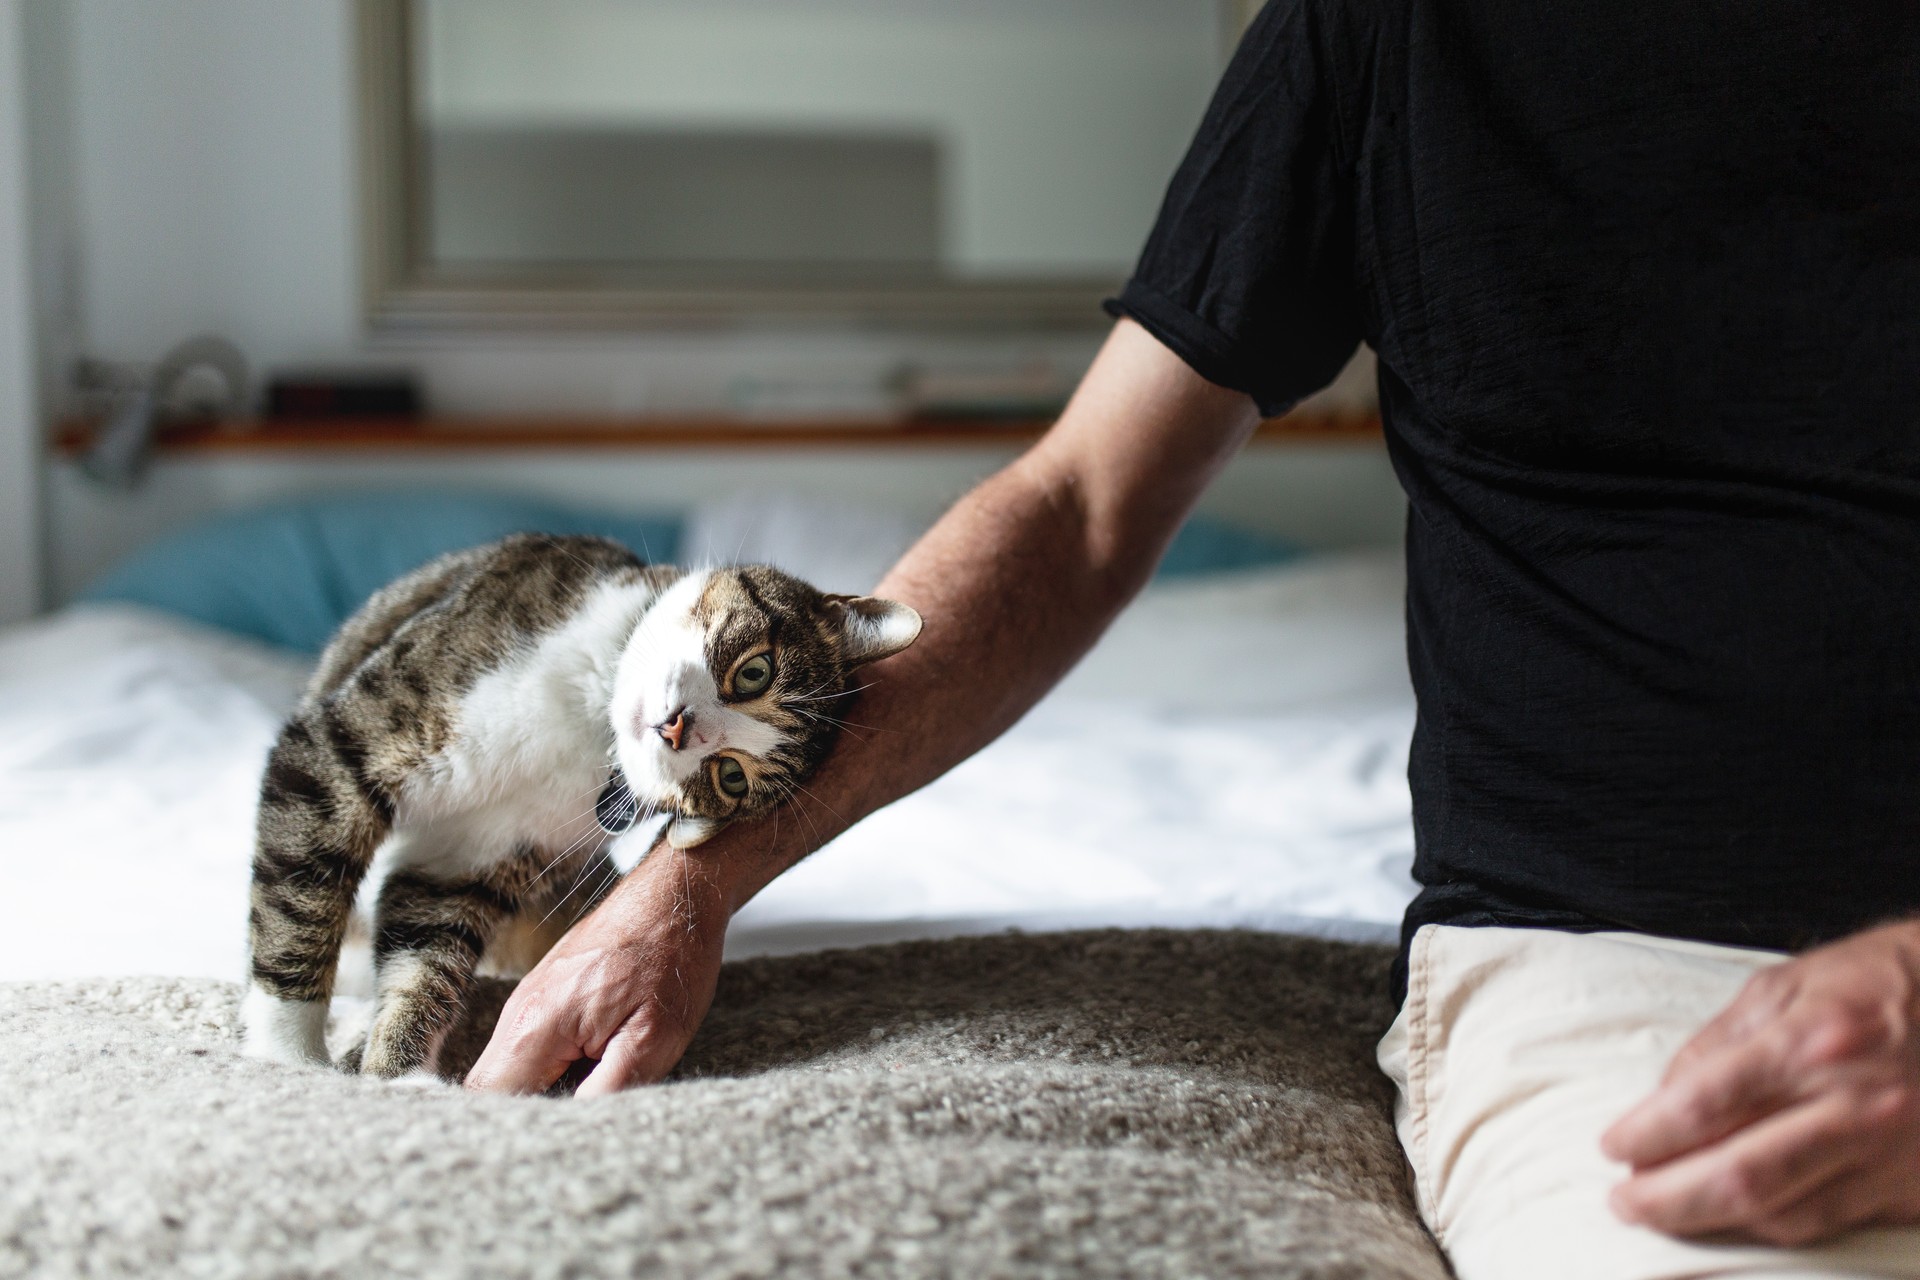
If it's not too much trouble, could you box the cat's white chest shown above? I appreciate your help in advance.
[391,579,655,876]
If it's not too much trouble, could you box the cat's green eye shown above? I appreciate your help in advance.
[716,757,750,798]
[733,653,775,697]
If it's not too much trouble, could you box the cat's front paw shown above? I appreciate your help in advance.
[355,1018,443,1080]
[333,1035,445,1086]
[239,984,331,1067]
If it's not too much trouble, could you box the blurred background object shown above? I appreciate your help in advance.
[0,0,38,627]
[263,369,422,421]
[78,335,248,488]
[382,0,1234,326]
[3,0,1394,624]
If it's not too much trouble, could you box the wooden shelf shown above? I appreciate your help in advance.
[52,409,1380,456]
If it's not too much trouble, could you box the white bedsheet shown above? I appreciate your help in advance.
[0,552,1417,981]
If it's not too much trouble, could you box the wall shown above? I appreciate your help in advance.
[22,0,78,432]
[62,0,1108,402]
[0,0,43,623]
[36,0,1403,607]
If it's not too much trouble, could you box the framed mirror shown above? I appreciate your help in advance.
[358,0,1253,329]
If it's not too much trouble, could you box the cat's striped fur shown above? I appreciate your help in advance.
[242,534,920,1079]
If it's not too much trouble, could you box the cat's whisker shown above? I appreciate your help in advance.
[764,775,829,848]
[534,846,614,932]
[788,704,891,735]
[792,795,828,849]
[532,774,625,838]
[724,515,755,570]
[593,858,625,911]
[568,854,625,923]
[531,778,660,888]
[523,784,629,886]
[786,712,877,745]
[678,843,699,939]
[782,677,841,701]
[783,778,853,830]
[529,791,671,916]
[525,821,607,895]
[530,817,603,879]
[785,682,874,704]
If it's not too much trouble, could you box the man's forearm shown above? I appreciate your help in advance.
[464,321,1261,1094]
[696,456,1155,913]
[660,321,1261,915]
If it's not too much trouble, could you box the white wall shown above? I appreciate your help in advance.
[34,0,1403,606]
[0,0,43,622]
[64,0,1107,399]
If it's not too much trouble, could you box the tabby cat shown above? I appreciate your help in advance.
[240,534,920,1078]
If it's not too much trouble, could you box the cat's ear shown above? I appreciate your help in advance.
[666,815,722,849]
[821,595,923,667]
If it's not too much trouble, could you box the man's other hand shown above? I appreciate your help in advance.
[1603,920,1920,1245]
[463,844,729,1097]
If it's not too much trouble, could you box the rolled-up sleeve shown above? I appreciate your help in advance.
[1107,0,1363,418]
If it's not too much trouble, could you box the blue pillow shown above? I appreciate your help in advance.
[82,492,681,653]
[83,493,1297,653]
[1156,515,1304,579]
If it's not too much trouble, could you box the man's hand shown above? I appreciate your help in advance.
[1603,920,1920,1245]
[463,844,731,1096]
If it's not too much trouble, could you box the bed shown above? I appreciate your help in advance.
[0,493,1440,1278]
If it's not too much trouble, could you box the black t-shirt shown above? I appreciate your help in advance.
[1111,0,1920,994]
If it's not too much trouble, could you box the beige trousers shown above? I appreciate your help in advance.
[1377,925,1920,1280]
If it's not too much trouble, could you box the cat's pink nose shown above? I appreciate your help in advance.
[656,708,690,752]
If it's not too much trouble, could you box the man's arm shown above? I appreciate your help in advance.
[464,319,1261,1095]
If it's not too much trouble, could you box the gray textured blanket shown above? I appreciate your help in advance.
[0,929,1448,1279]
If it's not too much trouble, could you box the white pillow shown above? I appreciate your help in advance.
[681,492,923,596]
[684,492,1410,711]
[1054,550,1410,713]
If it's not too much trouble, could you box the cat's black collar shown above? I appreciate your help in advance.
[595,769,640,835]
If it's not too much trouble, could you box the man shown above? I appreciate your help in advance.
[467,1,1920,1274]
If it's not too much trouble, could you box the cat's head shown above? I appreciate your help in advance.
[610,565,921,849]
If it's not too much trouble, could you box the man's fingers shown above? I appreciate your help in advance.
[1662,966,1799,1083]
[464,1038,576,1094]
[463,999,583,1095]
[1740,1169,1888,1249]
[1664,995,1766,1082]
[1603,1030,1802,1167]
[572,1020,685,1098]
[1609,1092,1866,1238]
